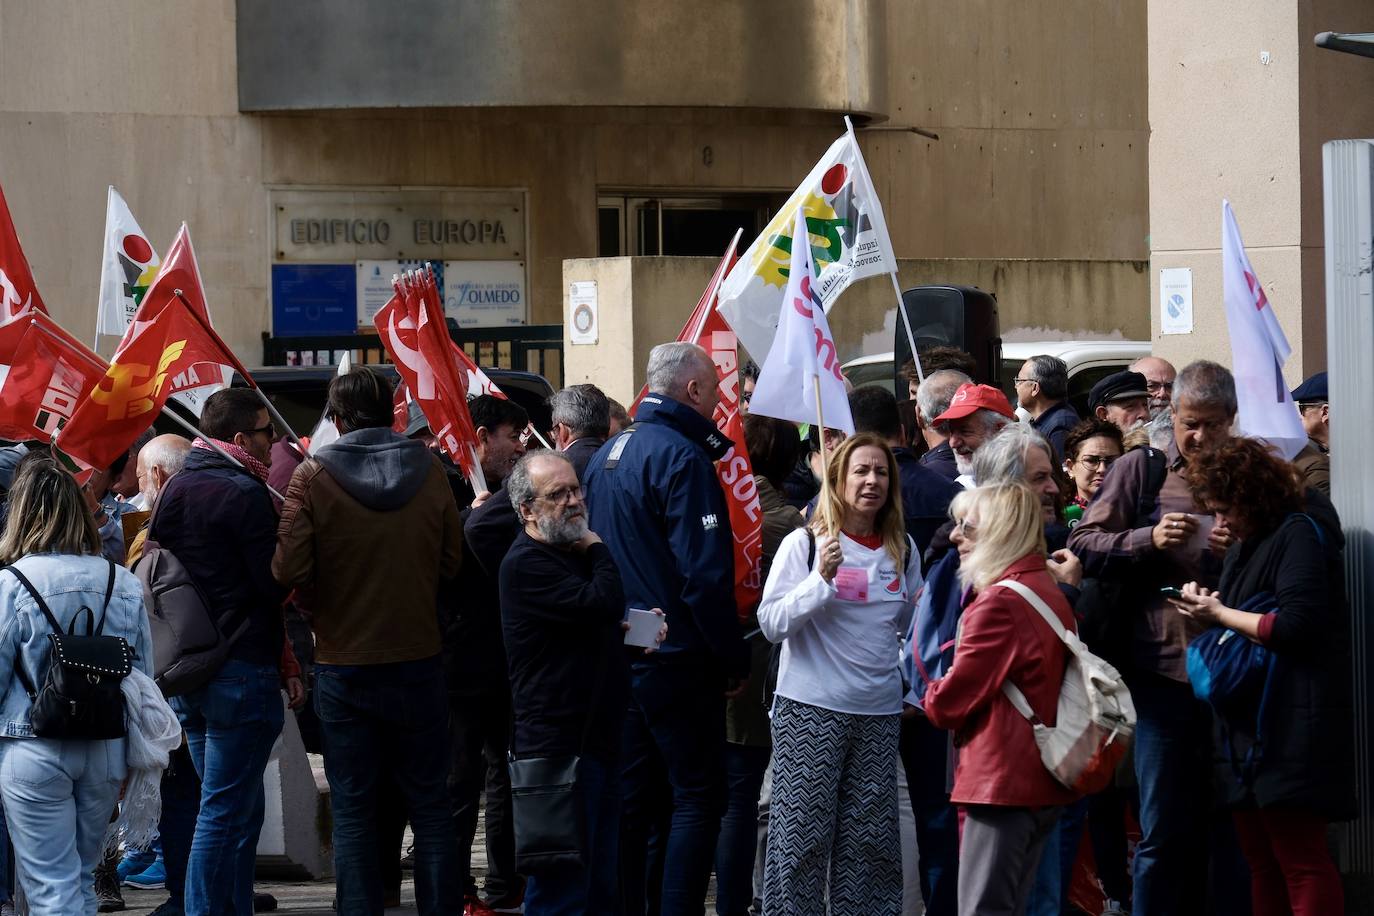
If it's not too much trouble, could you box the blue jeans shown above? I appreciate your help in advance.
[899,715,959,916]
[619,660,727,916]
[0,737,125,916]
[714,743,769,916]
[525,755,621,915]
[172,660,284,916]
[315,659,459,916]
[1025,798,1087,916]
[160,742,203,909]
[1131,670,1249,916]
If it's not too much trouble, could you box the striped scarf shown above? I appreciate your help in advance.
[193,437,270,483]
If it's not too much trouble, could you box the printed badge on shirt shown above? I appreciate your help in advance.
[834,566,868,601]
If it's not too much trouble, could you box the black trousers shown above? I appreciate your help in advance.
[448,688,518,899]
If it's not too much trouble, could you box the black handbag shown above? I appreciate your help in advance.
[507,656,606,873]
[7,561,133,740]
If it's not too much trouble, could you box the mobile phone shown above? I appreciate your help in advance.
[1159,586,1184,599]
[624,608,661,648]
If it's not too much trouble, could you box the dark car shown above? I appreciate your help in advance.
[160,364,557,446]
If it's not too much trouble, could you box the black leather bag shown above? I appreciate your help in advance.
[7,561,132,740]
[507,653,605,873]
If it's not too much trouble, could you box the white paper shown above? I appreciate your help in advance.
[569,281,599,345]
[1160,267,1193,335]
[623,608,660,648]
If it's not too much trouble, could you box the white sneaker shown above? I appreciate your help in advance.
[1101,901,1129,916]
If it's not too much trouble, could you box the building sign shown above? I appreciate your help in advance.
[271,264,357,337]
[1159,267,1193,335]
[444,261,525,328]
[357,260,445,327]
[271,188,525,263]
[569,281,599,345]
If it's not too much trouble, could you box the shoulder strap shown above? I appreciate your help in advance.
[992,577,1066,727]
[1290,512,1326,549]
[92,559,116,636]
[1132,447,1169,527]
[805,528,816,570]
[2,566,62,701]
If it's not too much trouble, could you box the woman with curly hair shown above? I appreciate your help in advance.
[1167,436,1353,916]
[1059,419,1124,513]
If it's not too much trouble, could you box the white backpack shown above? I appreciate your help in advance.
[994,578,1136,795]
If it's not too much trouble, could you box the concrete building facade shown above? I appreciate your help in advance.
[0,0,1149,373]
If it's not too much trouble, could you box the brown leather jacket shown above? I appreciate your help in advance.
[273,434,463,666]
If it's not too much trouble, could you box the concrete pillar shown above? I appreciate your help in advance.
[1147,0,1374,378]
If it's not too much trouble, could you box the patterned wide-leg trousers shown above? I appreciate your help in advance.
[763,696,902,916]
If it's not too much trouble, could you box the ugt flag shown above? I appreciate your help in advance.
[632,231,764,619]
[57,295,251,470]
[1221,200,1307,460]
[95,187,160,338]
[717,128,896,361]
[0,181,48,324]
[749,208,855,436]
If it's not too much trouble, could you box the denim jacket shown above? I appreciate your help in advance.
[0,553,153,739]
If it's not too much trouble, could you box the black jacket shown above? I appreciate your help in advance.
[893,446,963,560]
[1031,400,1080,463]
[1212,492,1355,820]
[500,532,627,761]
[918,441,960,482]
[153,448,286,667]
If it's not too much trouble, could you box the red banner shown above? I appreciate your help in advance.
[122,224,226,390]
[0,317,107,442]
[57,298,245,470]
[373,268,482,483]
[0,182,48,324]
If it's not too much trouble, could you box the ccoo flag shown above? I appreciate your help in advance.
[717,130,896,361]
[1221,200,1307,460]
[95,187,161,338]
[748,208,855,436]
[0,181,48,324]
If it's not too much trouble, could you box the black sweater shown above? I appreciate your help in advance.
[499,532,627,761]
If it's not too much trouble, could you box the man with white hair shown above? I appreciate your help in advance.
[1130,355,1178,419]
[127,434,192,564]
[930,383,1016,488]
[915,369,971,482]
[584,341,748,916]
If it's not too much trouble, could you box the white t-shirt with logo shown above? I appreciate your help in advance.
[758,527,923,716]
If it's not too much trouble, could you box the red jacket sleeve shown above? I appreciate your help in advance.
[924,592,1018,732]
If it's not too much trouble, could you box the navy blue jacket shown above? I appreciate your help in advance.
[152,448,286,667]
[893,447,963,561]
[584,394,748,678]
[1031,400,1080,463]
[919,440,960,482]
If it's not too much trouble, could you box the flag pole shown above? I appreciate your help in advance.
[890,273,925,386]
[812,372,831,506]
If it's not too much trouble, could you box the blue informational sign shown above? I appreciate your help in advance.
[271,264,357,337]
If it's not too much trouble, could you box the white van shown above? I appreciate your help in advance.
[842,339,1151,417]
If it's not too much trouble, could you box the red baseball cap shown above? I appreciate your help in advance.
[933,383,1016,423]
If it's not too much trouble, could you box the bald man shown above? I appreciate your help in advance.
[1130,356,1177,419]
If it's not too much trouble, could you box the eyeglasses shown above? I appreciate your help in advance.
[241,422,275,439]
[1012,377,1037,386]
[1145,381,1173,394]
[1075,454,1117,469]
[530,485,584,506]
[1297,402,1327,412]
[954,517,977,539]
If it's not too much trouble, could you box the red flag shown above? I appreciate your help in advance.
[57,297,246,470]
[0,317,107,442]
[0,183,48,324]
[374,268,483,485]
[633,232,762,618]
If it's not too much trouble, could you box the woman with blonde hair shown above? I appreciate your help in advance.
[758,433,921,915]
[924,483,1079,916]
[0,456,154,915]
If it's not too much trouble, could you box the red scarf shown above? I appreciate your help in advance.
[193,437,270,484]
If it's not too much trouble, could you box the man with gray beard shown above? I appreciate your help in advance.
[499,450,633,915]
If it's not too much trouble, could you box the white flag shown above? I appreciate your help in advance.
[747,208,855,436]
[95,187,160,338]
[718,130,897,361]
[1221,199,1307,460]
[308,353,353,455]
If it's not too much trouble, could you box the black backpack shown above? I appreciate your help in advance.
[6,561,132,740]
[132,499,250,697]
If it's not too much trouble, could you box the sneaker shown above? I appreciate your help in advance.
[464,896,499,916]
[125,858,167,890]
[94,868,126,912]
[486,887,525,914]
[1101,902,1129,916]
[1,900,15,916]
[116,849,156,884]
[253,892,278,912]
[147,900,185,916]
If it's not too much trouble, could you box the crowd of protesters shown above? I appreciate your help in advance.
[0,332,1352,916]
